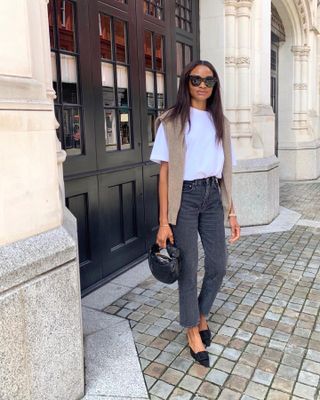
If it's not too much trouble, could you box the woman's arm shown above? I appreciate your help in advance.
[228,200,240,243]
[156,161,174,248]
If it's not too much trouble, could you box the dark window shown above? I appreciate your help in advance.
[144,0,164,20]
[176,41,192,86]
[48,0,83,156]
[175,0,192,32]
[100,14,132,151]
[144,31,165,144]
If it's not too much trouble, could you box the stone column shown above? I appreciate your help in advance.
[292,45,310,139]
[0,0,84,399]
[252,0,275,157]
[225,0,237,121]
[224,0,279,226]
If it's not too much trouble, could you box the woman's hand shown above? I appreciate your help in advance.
[229,216,240,244]
[156,225,174,249]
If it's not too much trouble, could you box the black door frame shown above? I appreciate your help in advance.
[54,0,200,294]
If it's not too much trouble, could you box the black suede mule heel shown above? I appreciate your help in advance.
[189,347,210,368]
[199,329,212,347]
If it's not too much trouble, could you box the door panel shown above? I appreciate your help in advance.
[89,1,143,170]
[143,163,160,248]
[99,167,146,277]
[65,176,103,290]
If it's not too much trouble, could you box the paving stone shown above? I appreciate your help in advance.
[136,333,156,346]
[208,343,224,356]
[225,375,248,392]
[297,370,319,387]
[232,363,254,379]
[160,329,179,341]
[266,389,291,400]
[149,380,175,399]
[222,348,241,361]
[154,351,176,366]
[206,369,229,386]
[188,363,210,379]
[150,337,170,350]
[239,352,260,368]
[235,330,252,342]
[197,381,221,398]
[144,362,167,379]
[160,368,184,385]
[163,341,185,355]
[257,359,278,374]
[215,358,235,373]
[306,349,320,363]
[245,382,269,399]
[179,374,202,392]
[145,375,157,389]
[140,357,151,369]
[277,364,299,381]
[169,387,192,400]
[271,377,294,394]
[145,325,166,336]
[170,357,193,373]
[252,369,274,386]
[293,382,317,399]
[218,388,241,399]
[140,347,161,361]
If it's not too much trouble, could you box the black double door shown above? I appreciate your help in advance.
[53,0,199,293]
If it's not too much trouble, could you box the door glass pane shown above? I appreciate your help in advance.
[147,113,156,144]
[185,45,191,65]
[105,110,117,151]
[155,34,163,72]
[146,71,155,108]
[100,14,112,60]
[63,107,82,156]
[101,62,115,107]
[61,54,79,104]
[114,19,127,63]
[144,31,153,69]
[120,111,130,149]
[156,73,165,109]
[117,65,129,107]
[176,42,183,76]
[57,0,76,52]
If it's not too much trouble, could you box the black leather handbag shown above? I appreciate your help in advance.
[148,241,181,284]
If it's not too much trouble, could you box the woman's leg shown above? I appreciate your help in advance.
[198,183,227,319]
[172,193,200,328]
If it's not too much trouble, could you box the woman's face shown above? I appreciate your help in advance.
[188,64,214,105]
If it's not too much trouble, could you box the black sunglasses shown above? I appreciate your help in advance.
[189,75,218,88]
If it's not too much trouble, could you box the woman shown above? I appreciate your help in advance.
[150,60,240,367]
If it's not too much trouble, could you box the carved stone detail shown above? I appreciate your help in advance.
[236,57,250,65]
[225,56,236,64]
[294,0,310,35]
[225,56,250,65]
[294,83,308,90]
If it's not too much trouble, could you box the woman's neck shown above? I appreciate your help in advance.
[191,99,207,110]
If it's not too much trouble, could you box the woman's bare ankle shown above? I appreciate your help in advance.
[198,314,208,331]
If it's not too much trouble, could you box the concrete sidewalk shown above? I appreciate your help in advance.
[82,180,320,400]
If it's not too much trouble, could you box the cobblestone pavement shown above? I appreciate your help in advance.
[280,181,320,221]
[105,182,320,400]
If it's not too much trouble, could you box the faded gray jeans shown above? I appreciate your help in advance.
[172,177,227,327]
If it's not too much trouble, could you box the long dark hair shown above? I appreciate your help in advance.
[166,60,224,141]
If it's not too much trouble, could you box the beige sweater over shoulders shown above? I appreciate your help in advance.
[155,110,233,225]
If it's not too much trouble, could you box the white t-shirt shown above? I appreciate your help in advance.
[150,107,236,180]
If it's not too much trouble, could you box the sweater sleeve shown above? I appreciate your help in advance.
[150,122,169,163]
